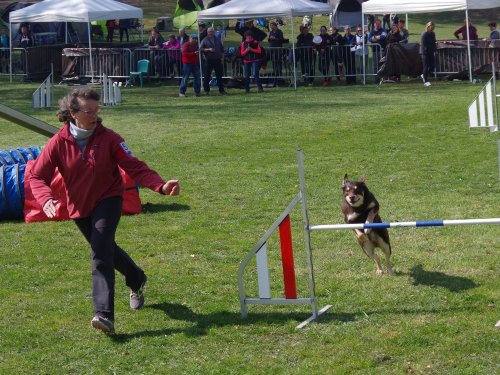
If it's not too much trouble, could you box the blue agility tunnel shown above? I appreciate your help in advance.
[0,146,41,166]
[0,163,26,219]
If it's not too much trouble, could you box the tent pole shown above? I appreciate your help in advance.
[9,21,12,83]
[87,21,95,83]
[465,9,473,83]
[198,26,203,90]
[291,16,296,89]
[362,13,365,85]
[65,22,68,44]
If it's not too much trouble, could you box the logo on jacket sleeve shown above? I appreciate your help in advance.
[120,141,134,156]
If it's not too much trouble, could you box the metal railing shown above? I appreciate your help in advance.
[5,44,500,84]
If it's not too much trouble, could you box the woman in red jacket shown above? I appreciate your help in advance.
[241,30,265,93]
[30,88,180,333]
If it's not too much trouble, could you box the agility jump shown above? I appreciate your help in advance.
[238,149,500,328]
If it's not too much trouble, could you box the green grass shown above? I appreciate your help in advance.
[0,75,499,374]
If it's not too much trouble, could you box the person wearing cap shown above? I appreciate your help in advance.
[179,34,201,97]
[297,24,314,85]
[199,27,226,95]
[487,22,500,40]
[313,26,332,87]
[241,30,265,93]
[268,21,285,87]
[398,19,409,43]
[420,21,436,87]
[235,19,267,42]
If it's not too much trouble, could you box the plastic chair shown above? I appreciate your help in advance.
[129,59,150,87]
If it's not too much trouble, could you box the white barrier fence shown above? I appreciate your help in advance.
[33,73,52,109]
[102,74,121,107]
[468,76,498,132]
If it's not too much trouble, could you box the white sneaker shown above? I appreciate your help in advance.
[420,74,425,83]
[179,93,185,97]
[424,82,431,87]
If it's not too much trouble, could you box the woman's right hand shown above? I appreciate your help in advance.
[43,199,58,218]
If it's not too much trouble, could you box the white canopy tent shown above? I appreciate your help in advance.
[361,0,500,82]
[197,0,333,88]
[8,0,143,82]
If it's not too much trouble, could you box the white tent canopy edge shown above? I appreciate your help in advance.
[8,0,143,82]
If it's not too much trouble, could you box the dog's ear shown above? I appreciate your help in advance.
[359,175,366,183]
[342,174,348,188]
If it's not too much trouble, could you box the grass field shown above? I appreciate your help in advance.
[0,72,499,374]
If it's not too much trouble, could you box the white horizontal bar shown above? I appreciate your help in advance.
[309,218,500,231]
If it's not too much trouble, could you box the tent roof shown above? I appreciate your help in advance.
[197,0,333,20]
[362,0,500,14]
[9,0,143,23]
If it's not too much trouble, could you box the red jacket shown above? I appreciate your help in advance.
[29,123,166,219]
[182,41,199,64]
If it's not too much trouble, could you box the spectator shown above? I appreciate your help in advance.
[241,30,265,93]
[119,19,130,43]
[391,14,399,26]
[235,19,267,42]
[177,28,189,48]
[200,27,226,95]
[487,22,500,40]
[386,23,402,46]
[215,25,225,44]
[398,19,409,43]
[368,19,387,80]
[105,20,117,43]
[454,19,478,41]
[314,26,332,87]
[353,25,368,78]
[179,34,201,97]
[343,25,356,84]
[330,26,345,80]
[17,25,34,48]
[147,27,165,77]
[29,87,180,334]
[367,14,375,32]
[268,21,285,87]
[382,14,391,30]
[0,28,9,73]
[420,21,437,87]
[163,34,181,78]
[297,24,314,85]
[198,23,208,42]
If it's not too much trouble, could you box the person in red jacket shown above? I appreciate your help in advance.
[29,88,180,334]
[241,30,264,93]
[179,34,201,97]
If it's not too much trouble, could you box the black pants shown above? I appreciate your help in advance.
[422,53,435,83]
[119,28,129,42]
[203,59,225,93]
[74,196,144,321]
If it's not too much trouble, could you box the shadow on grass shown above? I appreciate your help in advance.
[108,302,356,342]
[409,264,478,292]
[141,202,191,214]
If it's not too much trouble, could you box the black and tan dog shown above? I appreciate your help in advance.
[341,174,394,275]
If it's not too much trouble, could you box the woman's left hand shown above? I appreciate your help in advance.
[162,180,180,196]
